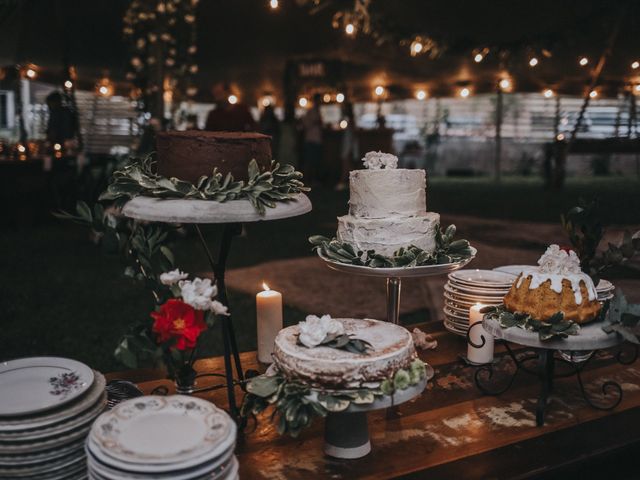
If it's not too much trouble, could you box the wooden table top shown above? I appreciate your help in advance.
[107,322,640,479]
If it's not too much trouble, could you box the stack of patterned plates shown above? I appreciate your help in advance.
[0,357,106,479]
[86,395,238,480]
[443,269,517,336]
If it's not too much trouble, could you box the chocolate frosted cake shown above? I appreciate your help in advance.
[155,131,272,183]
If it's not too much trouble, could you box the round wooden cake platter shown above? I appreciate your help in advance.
[322,364,434,459]
[121,193,312,224]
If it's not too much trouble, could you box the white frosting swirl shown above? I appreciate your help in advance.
[298,314,345,348]
[362,151,398,170]
[537,244,581,274]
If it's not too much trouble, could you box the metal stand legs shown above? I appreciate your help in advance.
[386,277,401,324]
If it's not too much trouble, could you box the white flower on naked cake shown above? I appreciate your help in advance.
[242,314,429,437]
[361,151,399,170]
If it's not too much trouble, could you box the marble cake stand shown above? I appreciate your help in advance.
[468,316,635,426]
[323,365,433,459]
[122,194,312,421]
[318,247,476,324]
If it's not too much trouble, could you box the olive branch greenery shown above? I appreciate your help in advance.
[298,332,372,354]
[99,155,309,214]
[481,305,581,341]
[241,359,428,437]
[309,224,473,268]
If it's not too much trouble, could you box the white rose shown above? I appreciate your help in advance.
[298,314,345,348]
[537,244,581,274]
[159,269,189,286]
[362,151,398,170]
[179,277,217,310]
[210,300,229,316]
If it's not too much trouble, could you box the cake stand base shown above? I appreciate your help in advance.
[324,412,371,459]
[322,368,432,459]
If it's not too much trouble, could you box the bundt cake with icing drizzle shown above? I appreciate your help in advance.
[503,245,601,324]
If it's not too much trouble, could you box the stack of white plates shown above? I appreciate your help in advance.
[443,269,517,336]
[87,395,238,480]
[0,357,106,479]
[596,279,615,301]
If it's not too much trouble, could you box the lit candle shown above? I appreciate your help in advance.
[467,303,494,364]
[256,282,283,364]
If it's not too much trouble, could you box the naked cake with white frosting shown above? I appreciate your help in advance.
[272,317,416,389]
[336,151,440,256]
[504,245,601,323]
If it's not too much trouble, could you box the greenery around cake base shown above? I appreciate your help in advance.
[98,155,309,214]
[485,291,640,344]
[241,359,427,437]
[309,224,473,268]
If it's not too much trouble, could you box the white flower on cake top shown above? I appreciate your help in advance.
[298,314,345,348]
[361,151,399,170]
[537,244,582,275]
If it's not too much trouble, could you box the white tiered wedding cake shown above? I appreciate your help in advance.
[336,152,440,256]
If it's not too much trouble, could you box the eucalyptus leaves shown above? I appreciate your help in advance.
[482,305,580,341]
[99,155,309,214]
[241,359,428,437]
[309,224,473,268]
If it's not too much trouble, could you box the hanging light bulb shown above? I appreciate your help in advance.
[474,53,484,63]
[64,80,73,89]
[345,23,355,35]
[460,87,470,98]
[556,133,565,141]
[336,92,345,103]
[322,93,332,103]
[298,97,308,107]
[499,78,512,91]
[579,56,589,67]
[410,39,423,56]
[269,0,279,9]
[339,119,348,129]
[228,94,238,104]
[635,84,640,93]
[543,88,554,98]
[415,89,427,100]
[374,85,385,97]
[24,66,37,79]
[632,61,640,70]
[96,77,114,97]
[589,90,598,98]
[528,57,539,67]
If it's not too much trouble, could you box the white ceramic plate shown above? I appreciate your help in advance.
[443,315,469,328]
[596,279,615,292]
[0,448,85,477]
[0,392,106,442]
[90,396,235,467]
[492,265,535,276]
[443,306,471,321]
[0,357,94,417]
[446,281,511,295]
[0,422,92,455]
[443,290,504,307]
[444,284,507,302]
[0,438,85,466]
[449,269,516,287]
[443,320,467,336]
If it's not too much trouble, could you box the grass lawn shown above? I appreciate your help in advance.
[1,175,638,373]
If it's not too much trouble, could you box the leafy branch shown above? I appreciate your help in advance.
[309,224,473,268]
[241,359,428,437]
[481,305,580,341]
[297,333,372,354]
[602,291,640,344]
[99,155,309,214]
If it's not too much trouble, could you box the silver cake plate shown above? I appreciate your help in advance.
[321,364,434,459]
[318,247,477,278]
[121,193,312,224]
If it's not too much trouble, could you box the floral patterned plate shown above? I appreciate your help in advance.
[0,357,94,417]
[89,395,235,467]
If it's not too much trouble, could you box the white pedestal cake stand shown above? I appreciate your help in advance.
[323,364,434,459]
[121,194,312,421]
[318,247,477,324]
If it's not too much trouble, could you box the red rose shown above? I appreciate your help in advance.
[151,299,207,350]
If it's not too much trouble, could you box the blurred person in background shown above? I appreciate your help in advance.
[46,91,78,149]
[277,101,299,168]
[335,101,358,191]
[258,104,281,155]
[301,93,323,185]
[205,82,257,132]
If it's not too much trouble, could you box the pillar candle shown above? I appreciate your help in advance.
[467,303,494,364]
[256,282,283,364]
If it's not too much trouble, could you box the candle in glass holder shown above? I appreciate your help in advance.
[467,303,494,364]
[256,282,283,364]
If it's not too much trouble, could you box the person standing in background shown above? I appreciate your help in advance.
[205,82,257,132]
[277,101,299,168]
[46,91,78,148]
[301,93,323,185]
[335,101,358,191]
[258,104,281,155]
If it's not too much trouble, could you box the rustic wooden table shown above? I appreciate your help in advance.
[106,322,640,480]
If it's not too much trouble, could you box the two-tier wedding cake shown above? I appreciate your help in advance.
[336,151,440,256]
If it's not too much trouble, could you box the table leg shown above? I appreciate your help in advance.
[536,349,554,427]
[386,277,401,324]
[324,411,371,459]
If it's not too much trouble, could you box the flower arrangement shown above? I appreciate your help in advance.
[361,151,398,170]
[118,269,229,391]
